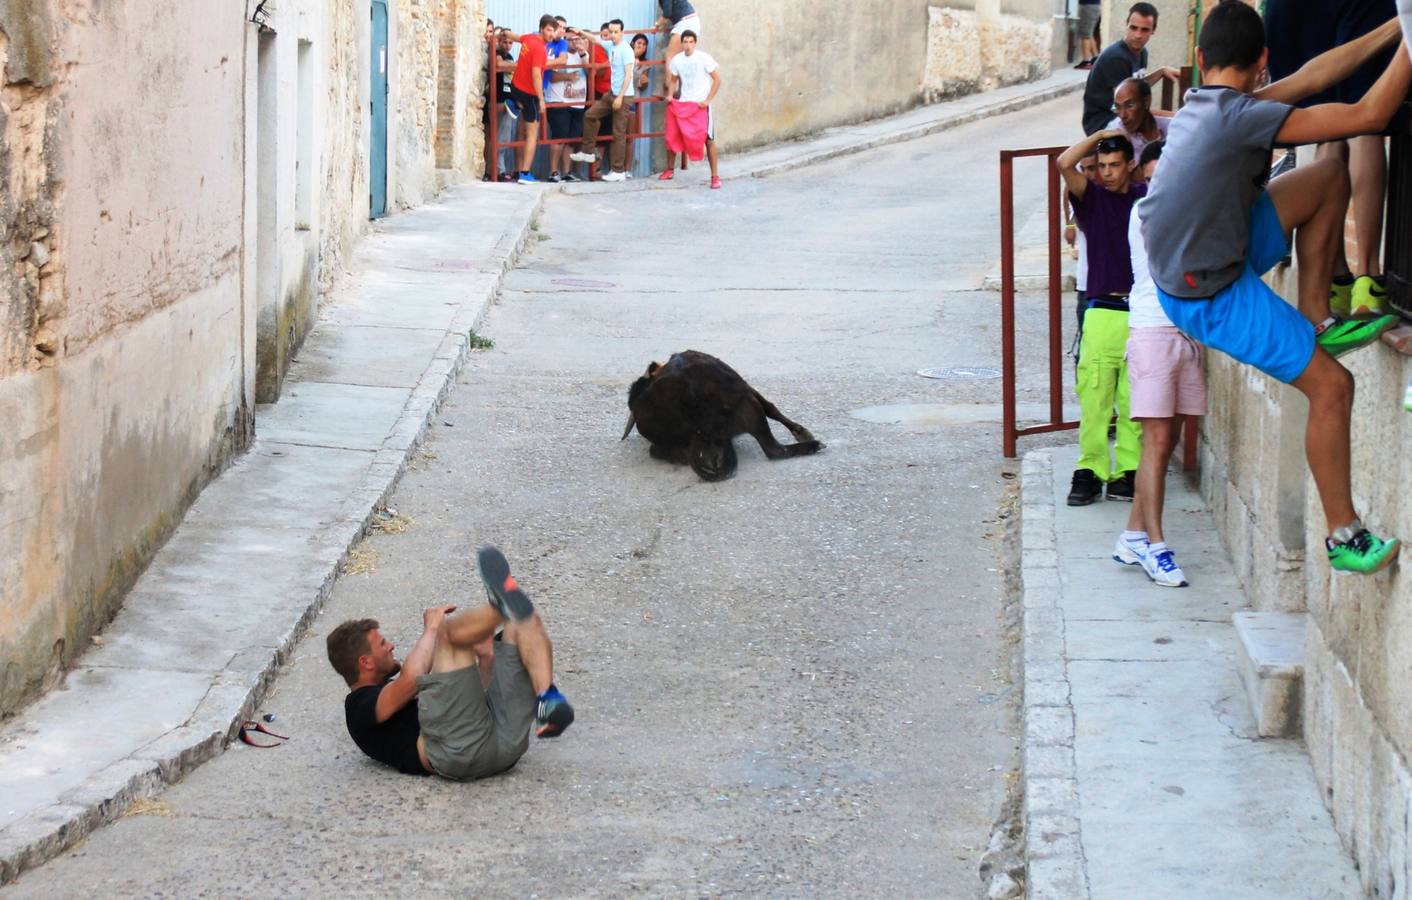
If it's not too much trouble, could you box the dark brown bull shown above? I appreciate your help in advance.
[621,350,823,481]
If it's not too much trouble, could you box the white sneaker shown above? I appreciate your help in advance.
[1141,547,1189,587]
[1112,535,1147,566]
[569,151,595,163]
[624,171,633,179]
[601,170,626,182]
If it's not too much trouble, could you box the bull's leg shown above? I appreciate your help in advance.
[745,411,823,461]
[752,389,815,443]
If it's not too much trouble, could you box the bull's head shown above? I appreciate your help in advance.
[621,360,664,440]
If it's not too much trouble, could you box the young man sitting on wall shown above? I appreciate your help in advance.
[1141,2,1406,573]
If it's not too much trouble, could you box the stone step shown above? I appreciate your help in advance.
[1233,612,1307,738]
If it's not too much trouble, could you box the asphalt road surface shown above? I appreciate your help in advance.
[6,96,1079,898]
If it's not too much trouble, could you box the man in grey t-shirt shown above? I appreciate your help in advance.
[1140,3,1406,575]
[1080,2,1179,135]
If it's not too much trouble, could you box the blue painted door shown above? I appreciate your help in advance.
[370,0,389,218]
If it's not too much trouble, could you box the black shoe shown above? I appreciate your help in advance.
[477,546,535,621]
[1106,471,1136,502]
[1067,469,1103,506]
[548,171,562,183]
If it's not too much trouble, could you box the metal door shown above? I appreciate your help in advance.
[370,0,389,218]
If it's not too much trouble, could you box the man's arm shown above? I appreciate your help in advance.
[616,58,634,107]
[374,605,455,722]
[1143,66,1181,85]
[1056,129,1120,200]
[1276,39,1411,144]
[570,27,605,47]
[531,66,547,108]
[1258,18,1401,105]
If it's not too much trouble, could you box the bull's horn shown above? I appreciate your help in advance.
[621,412,637,440]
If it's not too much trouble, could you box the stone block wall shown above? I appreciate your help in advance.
[923,7,1053,101]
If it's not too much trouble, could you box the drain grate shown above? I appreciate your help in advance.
[917,366,1001,380]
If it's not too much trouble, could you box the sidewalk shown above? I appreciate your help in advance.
[561,68,1086,194]
[0,185,543,883]
[0,69,1085,884]
[1019,446,1359,899]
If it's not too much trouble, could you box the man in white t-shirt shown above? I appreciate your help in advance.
[658,30,721,188]
[1111,139,1204,588]
[546,32,589,182]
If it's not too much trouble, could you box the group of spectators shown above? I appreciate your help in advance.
[1064,0,1408,589]
[485,0,722,188]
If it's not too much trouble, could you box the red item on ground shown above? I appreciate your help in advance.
[666,100,710,162]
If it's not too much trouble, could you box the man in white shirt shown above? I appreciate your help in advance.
[546,32,589,182]
[1111,139,1204,588]
[569,20,634,182]
[658,31,721,188]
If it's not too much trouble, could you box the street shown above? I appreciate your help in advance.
[5,96,1078,898]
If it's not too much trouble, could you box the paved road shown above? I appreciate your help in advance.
[6,97,1077,898]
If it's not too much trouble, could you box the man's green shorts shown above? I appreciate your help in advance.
[415,642,536,780]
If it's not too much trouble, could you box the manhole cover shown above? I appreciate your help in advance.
[916,366,1001,380]
[551,278,616,288]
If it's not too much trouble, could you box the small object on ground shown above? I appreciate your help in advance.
[1316,314,1398,357]
[622,350,822,481]
[477,545,536,621]
[535,685,575,738]
[262,713,277,723]
[1067,468,1102,506]
[710,176,722,190]
[1106,470,1136,501]
[1326,528,1400,574]
[658,169,675,180]
[239,720,289,748]
[1141,544,1189,587]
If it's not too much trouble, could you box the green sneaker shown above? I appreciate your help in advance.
[1316,315,1399,357]
[1326,529,1400,574]
[1405,376,1412,412]
[1350,275,1388,318]
[1330,276,1355,318]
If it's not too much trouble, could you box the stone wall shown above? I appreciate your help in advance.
[922,7,1053,102]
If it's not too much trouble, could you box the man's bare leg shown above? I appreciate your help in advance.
[1131,416,1178,543]
[1349,134,1387,277]
[706,137,718,179]
[1268,157,1352,324]
[1290,350,1357,532]
[500,613,555,695]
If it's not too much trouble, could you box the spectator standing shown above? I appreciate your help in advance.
[546,30,588,182]
[1112,140,1202,587]
[505,15,561,184]
[1141,3,1405,573]
[627,32,654,173]
[1057,131,1145,506]
[570,21,635,182]
[1076,0,1102,69]
[657,0,702,65]
[489,28,518,181]
[1081,2,1179,135]
[659,30,722,188]
[1107,77,1169,164]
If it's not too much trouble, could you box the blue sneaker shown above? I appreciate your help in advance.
[536,686,575,737]
[517,172,538,184]
[1112,534,1147,566]
[1141,546,1189,587]
[504,97,520,119]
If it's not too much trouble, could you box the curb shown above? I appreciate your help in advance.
[1019,449,1090,900]
[0,192,547,885]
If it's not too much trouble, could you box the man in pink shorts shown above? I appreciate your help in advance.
[1112,139,1204,587]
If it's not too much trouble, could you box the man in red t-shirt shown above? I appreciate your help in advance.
[591,22,612,99]
[506,14,560,183]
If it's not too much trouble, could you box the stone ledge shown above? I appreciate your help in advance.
[1380,322,1412,355]
[1233,611,1306,738]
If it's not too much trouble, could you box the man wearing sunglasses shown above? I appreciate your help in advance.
[1056,130,1146,506]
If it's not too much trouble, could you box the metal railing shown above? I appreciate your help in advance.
[486,27,672,182]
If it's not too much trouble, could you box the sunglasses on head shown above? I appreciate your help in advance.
[1097,138,1128,154]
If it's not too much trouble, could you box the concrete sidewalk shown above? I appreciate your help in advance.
[1019,446,1359,899]
[0,185,543,882]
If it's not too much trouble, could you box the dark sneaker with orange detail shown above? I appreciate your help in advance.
[477,545,535,621]
[535,685,575,738]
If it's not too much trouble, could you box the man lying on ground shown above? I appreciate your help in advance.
[327,546,574,779]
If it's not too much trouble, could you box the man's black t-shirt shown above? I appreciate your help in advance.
[345,682,431,776]
[1082,40,1149,135]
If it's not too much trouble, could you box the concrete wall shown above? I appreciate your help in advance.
[704,1,1054,153]
[0,0,491,718]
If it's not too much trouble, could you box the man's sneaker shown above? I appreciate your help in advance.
[1404,375,1412,412]
[564,171,582,182]
[602,170,626,182]
[1106,470,1136,502]
[1316,315,1398,357]
[504,98,520,119]
[535,686,575,738]
[1067,468,1102,506]
[1326,529,1401,574]
[1350,275,1388,317]
[517,172,539,184]
[710,176,722,190]
[1330,276,1354,317]
[548,171,562,183]
[477,546,535,621]
[658,169,675,180]
[1112,534,1148,566]
[1141,547,1189,587]
[569,150,595,163]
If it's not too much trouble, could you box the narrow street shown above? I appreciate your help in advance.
[6,96,1078,898]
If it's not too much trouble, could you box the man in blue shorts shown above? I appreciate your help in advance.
[1141,2,1407,573]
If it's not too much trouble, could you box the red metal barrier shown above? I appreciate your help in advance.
[487,27,670,182]
[999,146,1199,471]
